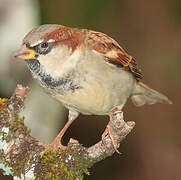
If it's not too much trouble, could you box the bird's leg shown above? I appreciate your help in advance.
[50,120,74,150]
[41,110,79,154]
[102,107,122,154]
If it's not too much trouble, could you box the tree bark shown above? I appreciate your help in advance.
[0,85,135,180]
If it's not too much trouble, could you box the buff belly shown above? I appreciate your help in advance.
[53,67,135,115]
[28,49,136,115]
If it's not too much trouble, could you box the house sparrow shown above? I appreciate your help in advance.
[14,24,172,152]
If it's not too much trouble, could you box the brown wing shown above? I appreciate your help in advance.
[84,29,143,79]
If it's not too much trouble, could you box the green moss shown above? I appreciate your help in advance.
[9,116,31,136]
[0,98,8,112]
[0,97,31,139]
[34,143,96,180]
[35,149,63,179]
[0,97,36,178]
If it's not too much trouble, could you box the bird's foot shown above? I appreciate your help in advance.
[102,107,124,154]
[102,124,121,154]
[39,136,66,157]
[39,143,66,157]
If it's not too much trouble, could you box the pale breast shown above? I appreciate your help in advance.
[53,52,136,115]
[27,48,136,115]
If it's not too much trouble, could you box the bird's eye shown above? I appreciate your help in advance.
[37,41,51,54]
[40,42,49,49]
[25,43,30,48]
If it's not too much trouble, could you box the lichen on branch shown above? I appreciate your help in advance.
[0,85,135,179]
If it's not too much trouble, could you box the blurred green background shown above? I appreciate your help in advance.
[0,0,180,179]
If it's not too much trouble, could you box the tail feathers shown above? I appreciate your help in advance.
[131,82,172,107]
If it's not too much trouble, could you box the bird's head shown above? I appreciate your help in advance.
[14,24,84,78]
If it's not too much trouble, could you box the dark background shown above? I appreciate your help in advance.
[0,0,180,179]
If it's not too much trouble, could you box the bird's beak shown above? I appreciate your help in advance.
[14,45,36,60]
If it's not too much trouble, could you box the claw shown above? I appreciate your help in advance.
[102,107,123,154]
[102,124,121,154]
[40,141,66,157]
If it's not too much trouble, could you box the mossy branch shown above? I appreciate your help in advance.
[0,85,135,179]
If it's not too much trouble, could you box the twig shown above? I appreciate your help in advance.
[0,85,135,179]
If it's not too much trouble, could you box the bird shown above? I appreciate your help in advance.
[14,24,172,152]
